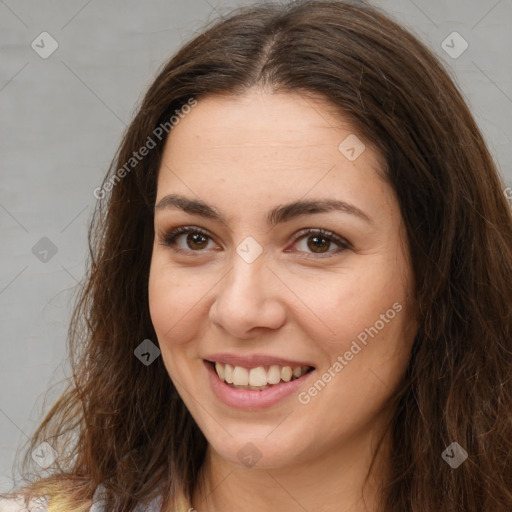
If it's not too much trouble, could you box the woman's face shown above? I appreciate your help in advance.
[149,88,418,470]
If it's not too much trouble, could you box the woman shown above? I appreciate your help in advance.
[2,0,511,511]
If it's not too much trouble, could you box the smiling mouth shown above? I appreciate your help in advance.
[206,360,315,391]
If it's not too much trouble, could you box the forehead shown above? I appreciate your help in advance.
[156,89,393,219]
[163,89,369,154]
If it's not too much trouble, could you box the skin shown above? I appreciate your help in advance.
[148,87,419,512]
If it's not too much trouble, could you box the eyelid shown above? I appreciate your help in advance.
[290,227,350,251]
[158,225,216,255]
[158,225,350,256]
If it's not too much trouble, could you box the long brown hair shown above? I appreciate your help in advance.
[3,1,512,510]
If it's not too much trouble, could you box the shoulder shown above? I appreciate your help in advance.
[0,485,184,512]
[0,484,103,512]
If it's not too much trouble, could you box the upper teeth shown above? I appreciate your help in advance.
[214,362,311,388]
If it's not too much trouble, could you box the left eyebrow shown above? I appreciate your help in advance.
[154,193,374,227]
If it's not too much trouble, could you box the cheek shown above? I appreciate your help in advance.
[148,257,204,346]
[291,263,406,347]
[148,261,208,389]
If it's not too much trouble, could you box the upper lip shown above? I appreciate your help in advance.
[204,353,315,369]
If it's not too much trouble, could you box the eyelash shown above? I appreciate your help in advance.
[158,225,350,258]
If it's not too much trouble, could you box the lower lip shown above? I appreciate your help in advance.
[205,360,314,410]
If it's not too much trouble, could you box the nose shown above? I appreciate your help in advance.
[208,252,287,339]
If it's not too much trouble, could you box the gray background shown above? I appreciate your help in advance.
[1,0,511,492]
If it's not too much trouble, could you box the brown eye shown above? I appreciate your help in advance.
[161,226,215,253]
[305,234,332,253]
[160,226,349,258]
[291,228,349,257]
[185,232,209,250]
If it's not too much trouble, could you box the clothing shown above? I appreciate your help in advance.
[89,484,163,512]
[0,484,191,512]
